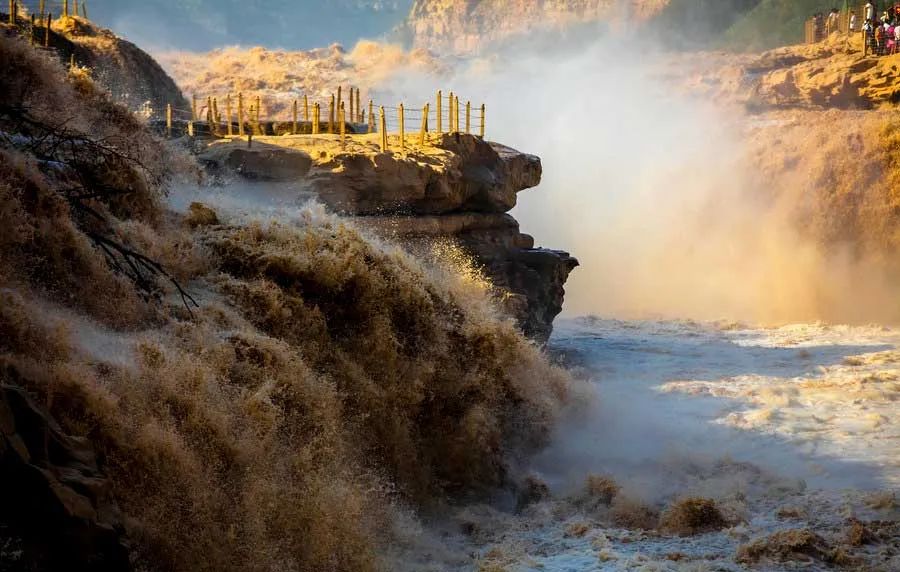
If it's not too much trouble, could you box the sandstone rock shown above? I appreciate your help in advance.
[310,134,540,214]
[403,0,668,54]
[186,202,220,227]
[201,133,540,215]
[688,35,900,111]
[220,147,313,181]
[0,379,129,571]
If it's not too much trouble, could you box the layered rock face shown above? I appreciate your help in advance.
[678,34,900,111]
[403,0,669,53]
[200,133,577,341]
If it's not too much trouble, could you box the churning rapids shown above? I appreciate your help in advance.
[167,184,900,572]
[419,318,900,572]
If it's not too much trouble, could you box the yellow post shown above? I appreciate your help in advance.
[166,103,172,138]
[192,94,198,121]
[380,106,387,152]
[187,120,194,137]
[337,86,342,119]
[436,90,442,133]
[207,96,214,134]
[348,87,354,125]
[303,94,309,123]
[465,101,471,134]
[480,104,485,139]
[356,88,361,123]
[368,100,374,133]
[419,103,429,146]
[212,97,219,123]
[448,92,454,133]
[455,96,460,133]
[226,94,233,136]
[9,1,14,25]
[255,95,261,125]
[328,95,335,134]
[63,0,68,18]
[399,103,405,151]
[292,99,298,135]
[237,93,245,136]
[339,104,346,149]
[313,102,320,134]
[44,13,50,47]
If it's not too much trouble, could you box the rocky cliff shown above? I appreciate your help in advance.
[199,132,578,341]
[2,12,187,114]
[677,34,900,111]
[402,0,669,53]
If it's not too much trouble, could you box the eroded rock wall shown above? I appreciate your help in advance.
[402,0,669,53]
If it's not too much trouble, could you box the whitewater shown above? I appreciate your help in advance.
[429,318,899,571]
[172,181,899,571]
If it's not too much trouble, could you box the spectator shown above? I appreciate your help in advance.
[876,22,885,54]
[866,2,875,23]
[850,11,857,33]
[831,8,841,34]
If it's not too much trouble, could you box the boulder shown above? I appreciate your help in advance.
[200,133,541,214]
[221,148,313,181]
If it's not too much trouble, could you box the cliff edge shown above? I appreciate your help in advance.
[199,131,578,341]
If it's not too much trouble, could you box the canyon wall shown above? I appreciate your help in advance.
[401,0,669,53]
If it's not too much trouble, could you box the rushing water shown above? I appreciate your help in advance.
[444,317,900,571]
[539,317,900,491]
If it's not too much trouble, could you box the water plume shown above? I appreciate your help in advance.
[384,28,900,325]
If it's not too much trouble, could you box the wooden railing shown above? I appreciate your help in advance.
[167,89,488,152]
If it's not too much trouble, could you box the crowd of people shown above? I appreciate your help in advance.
[810,3,900,55]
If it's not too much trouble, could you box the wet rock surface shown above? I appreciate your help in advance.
[0,378,129,572]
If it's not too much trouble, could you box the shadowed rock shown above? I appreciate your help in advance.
[0,378,129,572]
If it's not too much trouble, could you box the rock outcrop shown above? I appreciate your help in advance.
[199,132,577,341]
[52,16,188,114]
[0,375,129,572]
[680,34,900,111]
[401,0,669,53]
[1,14,187,114]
